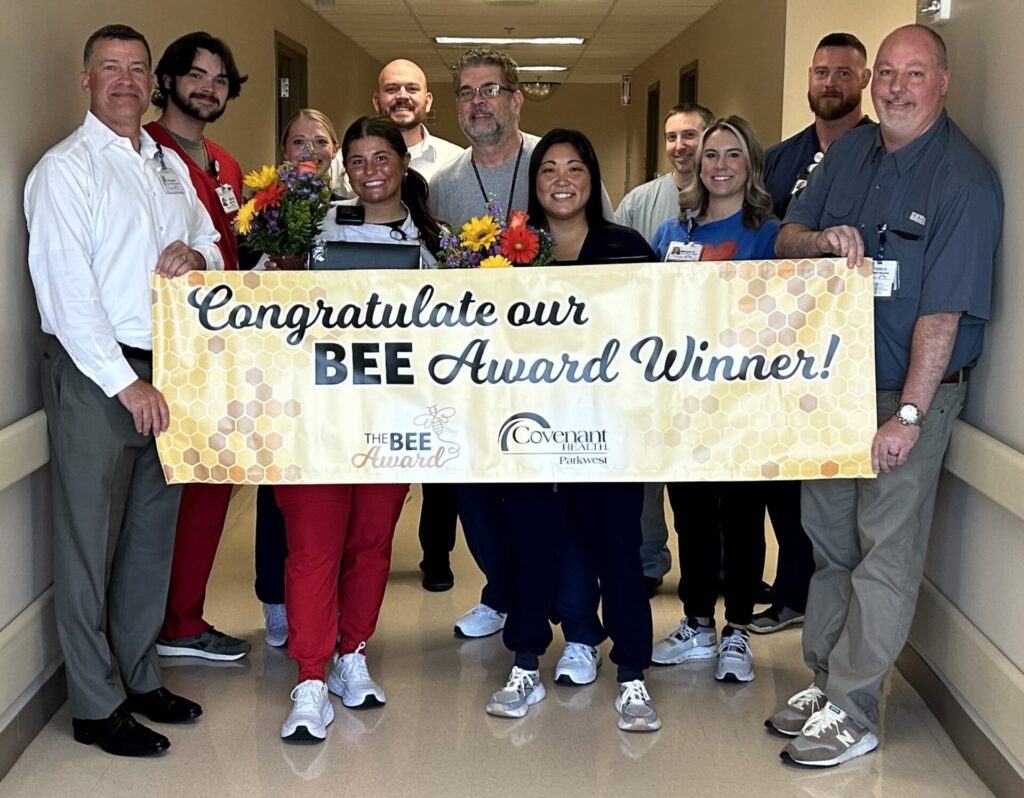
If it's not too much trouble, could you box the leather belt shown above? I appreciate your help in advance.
[939,367,970,385]
[118,343,153,365]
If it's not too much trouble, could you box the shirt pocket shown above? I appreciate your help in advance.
[820,191,860,229]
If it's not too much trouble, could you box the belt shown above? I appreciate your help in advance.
[939,367,970,385]
[118,343,153,365]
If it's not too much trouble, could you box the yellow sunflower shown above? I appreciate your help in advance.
[243,164,278,190]
[479,254,513,269]
[234,199,257,234]
[460,214,501,252]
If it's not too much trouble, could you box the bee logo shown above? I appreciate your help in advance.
[414,405,456,437]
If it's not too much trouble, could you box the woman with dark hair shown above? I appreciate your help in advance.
[649,116,780,685]
[273,114,439,745]
[485,129,661,733]
[320,115,444,263]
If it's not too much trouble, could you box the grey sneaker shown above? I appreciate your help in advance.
[554,642,601,686]
[486,667,545,718]
[264,603,288,647]
[652,618,716,665]
[765,685,826,737]
[714,628,755,682]
[781,702,879,767]
[749,604,805,635]
[156,628,250,661]
[615,680,661,732]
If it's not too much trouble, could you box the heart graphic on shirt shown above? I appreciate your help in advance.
[700,241,739,261]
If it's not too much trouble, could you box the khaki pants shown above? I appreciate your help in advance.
[800,382,966,731]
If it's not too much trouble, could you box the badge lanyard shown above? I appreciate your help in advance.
[873,222,899,297]
[471,141,524,223]
[153,143,185,195]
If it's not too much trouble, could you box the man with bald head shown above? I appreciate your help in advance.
[374,58,463,180]
[767,25,1002,767]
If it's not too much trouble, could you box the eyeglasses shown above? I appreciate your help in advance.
[456,83,513,103]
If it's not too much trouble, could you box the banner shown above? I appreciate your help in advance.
[152,259,877,484]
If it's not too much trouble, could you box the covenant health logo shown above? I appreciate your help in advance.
[498,412,609,465]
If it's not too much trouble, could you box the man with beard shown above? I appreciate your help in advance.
[764,33,872,219]
[374,58,463,181]
[372,59,463,594]
[746,33,872,639]
[768,24,1001,766]
[143,32,270,662]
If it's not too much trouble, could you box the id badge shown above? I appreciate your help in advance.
[158,170,186,195]
[216,184,240,213]
[873,259,899,297]
[665,241,704,262]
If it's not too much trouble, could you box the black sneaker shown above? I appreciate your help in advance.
[749,604,805,635]
[156,628,250,661]
[419,559,455,592]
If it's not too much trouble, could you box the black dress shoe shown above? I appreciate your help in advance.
[125,687,203,723]
[72,706,170,757]
[419,559,455,592]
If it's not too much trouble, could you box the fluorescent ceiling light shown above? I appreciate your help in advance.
[517,66,568,72]
[435,36,584,46]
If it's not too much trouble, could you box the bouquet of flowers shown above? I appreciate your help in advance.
[234,157,332,263]
[436,203,555,268]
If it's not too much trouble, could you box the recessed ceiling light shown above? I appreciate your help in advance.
[435,36,584,46]
[517,66,568,72]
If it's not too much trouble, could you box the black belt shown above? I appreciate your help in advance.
[939,367,970,385]
[118,343,153,365]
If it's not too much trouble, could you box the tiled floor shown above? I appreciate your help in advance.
[1,486,993,797]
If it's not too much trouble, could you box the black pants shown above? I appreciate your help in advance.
[501,483,652,682]
[665,482,766,626]
[254,485,287,605]
[455,484,510,612]
[417,484,458,562]
[764,481,814,612]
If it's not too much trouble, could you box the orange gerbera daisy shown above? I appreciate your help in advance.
[253,181,286,212]
[499,225,540,264]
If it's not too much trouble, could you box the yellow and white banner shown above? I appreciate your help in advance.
[153,259,876,484]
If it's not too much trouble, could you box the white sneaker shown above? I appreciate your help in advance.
[281,679,334,744]
[327,642,386,709]
[715,628,755,682]
[652,618,717,665]
[263,603,288,647]
[454,603,506,638]
[486,666,545,718]
[554,642,601,686]
[615,679,661,732]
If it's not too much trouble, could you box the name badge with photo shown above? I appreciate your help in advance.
[158,170,186,195]
[217,184,240,213]
[873,259,899,297]
[665,241,704,262]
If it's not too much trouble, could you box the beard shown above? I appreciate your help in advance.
[169,82,225,124]
[383,102,423,132]
[808,89,860,121]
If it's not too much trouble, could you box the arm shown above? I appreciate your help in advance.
[775,222,864,267]
[871,311,959,474]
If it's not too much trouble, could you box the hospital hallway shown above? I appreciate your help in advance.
[0,486,993,798]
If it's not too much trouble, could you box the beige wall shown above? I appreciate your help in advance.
[919,0,1024,754]
[622,0,788,193]
[779,0,916,139]
[0,0,379,725]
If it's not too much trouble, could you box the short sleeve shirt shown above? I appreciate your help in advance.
[784,112,1002,388]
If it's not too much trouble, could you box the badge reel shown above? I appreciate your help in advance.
[664,214,704,262]
[153,144,185,195]
[873,223,899,298]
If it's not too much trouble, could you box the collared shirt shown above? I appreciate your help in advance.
[405,125,464,181]
[784,111,1002,388]
[614,172,681,244]
[25,112,223,397]
[763,117,873,219]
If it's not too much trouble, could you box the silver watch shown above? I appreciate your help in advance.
[895,402,924,427]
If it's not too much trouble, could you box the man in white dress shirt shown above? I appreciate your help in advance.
[24,24,223,758]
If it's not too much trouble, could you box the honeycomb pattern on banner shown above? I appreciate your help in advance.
[632,259,872,480]
[156,271,320,484]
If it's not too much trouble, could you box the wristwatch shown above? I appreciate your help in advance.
[895,402,924,427]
